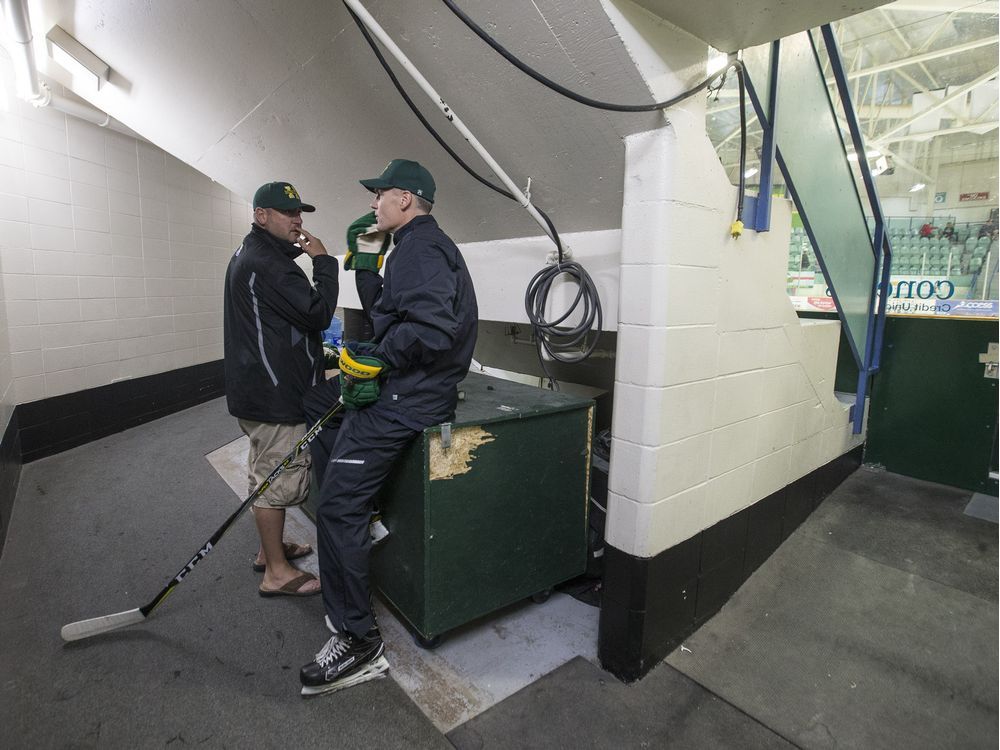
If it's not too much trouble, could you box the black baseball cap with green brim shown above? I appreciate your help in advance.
[360,159,435,203]
[253,182,316,212]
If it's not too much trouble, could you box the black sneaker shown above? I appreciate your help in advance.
[300,628,386,693]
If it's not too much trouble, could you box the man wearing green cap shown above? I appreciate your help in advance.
[224,181,339,598]
[299,160,478,696]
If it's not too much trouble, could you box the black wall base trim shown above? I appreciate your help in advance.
[16,360,225,464]
[0,410,22,556]
[598,445,863,682]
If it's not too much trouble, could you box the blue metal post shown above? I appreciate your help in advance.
[752,41,780,232]
[821,24,893,433]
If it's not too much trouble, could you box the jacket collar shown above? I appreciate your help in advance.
[393,214,437,245]
[251,223,303,259]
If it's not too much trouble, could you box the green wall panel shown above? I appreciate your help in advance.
[866,317,998,493]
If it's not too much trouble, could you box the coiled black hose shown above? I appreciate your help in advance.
[525,259,604,370]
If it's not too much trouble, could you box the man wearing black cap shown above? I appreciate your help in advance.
[299,160,478,696]
[224,181,339,598]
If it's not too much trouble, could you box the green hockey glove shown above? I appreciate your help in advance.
[344,211,390,272]
[339,343,387,409]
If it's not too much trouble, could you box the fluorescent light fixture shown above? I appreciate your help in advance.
[46,25,109,91]
[744,167,758,178]
[909,183,926,192]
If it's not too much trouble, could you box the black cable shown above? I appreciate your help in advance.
[441,0,746,233]
[346,2,606,372]
[346,9,510,201]
[442,0,733,112]
[346,4,566,262]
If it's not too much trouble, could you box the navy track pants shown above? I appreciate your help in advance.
[303,379,418,637]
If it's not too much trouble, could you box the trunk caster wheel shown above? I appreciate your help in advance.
[531,589,552,604]
[413,632,442,650]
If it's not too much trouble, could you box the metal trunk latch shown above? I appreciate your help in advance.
[978,343,998,379]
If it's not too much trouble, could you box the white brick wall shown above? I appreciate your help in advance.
[606,122,866,559]
[0,64,249,411]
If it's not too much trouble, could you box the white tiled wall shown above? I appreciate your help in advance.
[0,61,250,414]
[606,120,866,559]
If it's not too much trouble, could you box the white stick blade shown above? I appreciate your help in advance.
[61,608,146,641]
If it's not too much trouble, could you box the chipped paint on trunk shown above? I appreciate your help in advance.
[585,406,595,508]
[429,426,496,481]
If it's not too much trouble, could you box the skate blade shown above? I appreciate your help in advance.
[300,656,390,697]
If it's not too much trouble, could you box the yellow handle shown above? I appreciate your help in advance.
[339,347,382,380]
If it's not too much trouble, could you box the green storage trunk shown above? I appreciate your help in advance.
[370,372,593,643]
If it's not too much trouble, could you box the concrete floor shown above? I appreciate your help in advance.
[1,398,996,748]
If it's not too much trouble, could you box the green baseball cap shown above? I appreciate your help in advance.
[253,181,316,212]
[360,159,435,203]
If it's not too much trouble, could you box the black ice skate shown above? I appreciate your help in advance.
[300,627,388,697]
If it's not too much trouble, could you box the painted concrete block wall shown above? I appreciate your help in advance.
[0,56,250,408]
[604,118,865,559]
[598,1,865,559]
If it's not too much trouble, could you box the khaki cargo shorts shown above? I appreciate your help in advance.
[238,419,311,510]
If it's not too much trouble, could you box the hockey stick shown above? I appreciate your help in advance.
[60,400,344,642]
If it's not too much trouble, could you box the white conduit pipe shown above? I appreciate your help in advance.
[343,0,564,251]
[47,90,112,127]
[2,0,112,127]
[1,0,43,101]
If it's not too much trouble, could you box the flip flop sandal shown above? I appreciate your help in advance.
[258,572,320,598]
[252,542,313,572]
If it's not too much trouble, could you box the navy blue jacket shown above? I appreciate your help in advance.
[356,214,478,430]
[224,224,339,423]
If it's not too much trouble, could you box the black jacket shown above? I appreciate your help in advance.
[356,215,478,430]
[224,224,339,423]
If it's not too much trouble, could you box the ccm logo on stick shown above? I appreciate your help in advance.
[175,543,214,583]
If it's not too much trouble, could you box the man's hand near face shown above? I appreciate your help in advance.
[297,228,328,258]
